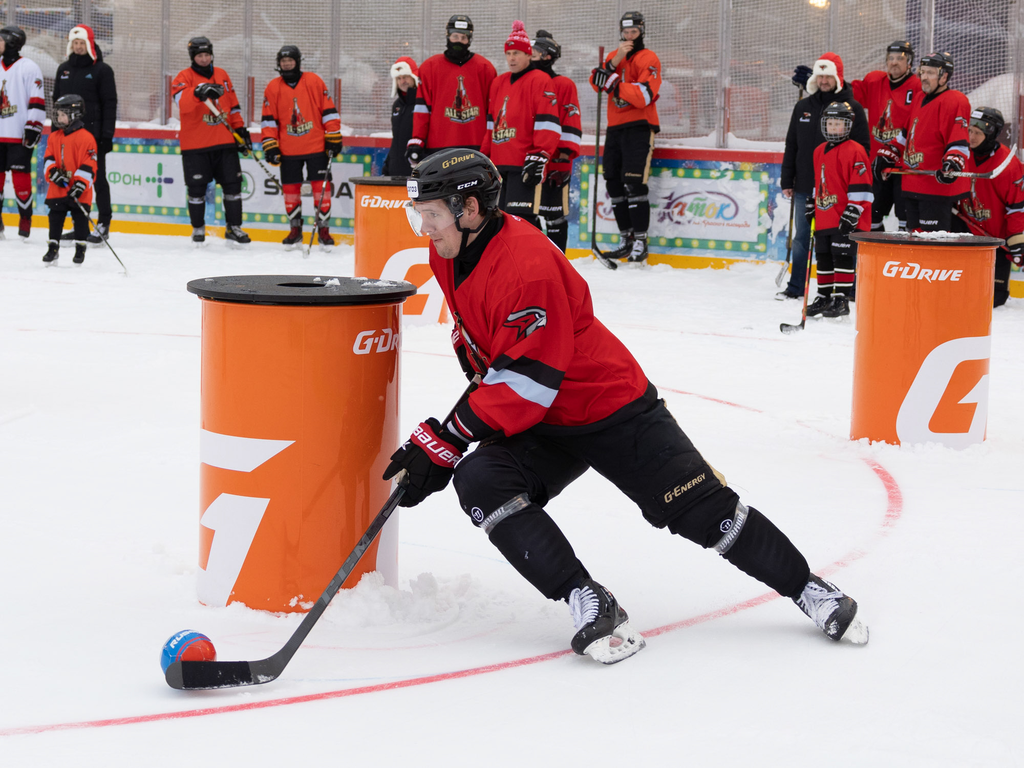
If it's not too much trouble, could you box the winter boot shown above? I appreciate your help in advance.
[821,293,850,318]
[42,240,60,264]
[805,294,831,317]
[282,221,303,247]
[627,235,649,263]
[568,579,645,664]
[793,574,868,643]
[604,232,635,261]
[86,222,109,244]
[73,242,87,264]
[775,287,802,301]
[225,224,251,246]
[191,226,206,244]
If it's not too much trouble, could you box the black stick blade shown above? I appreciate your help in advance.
[592,246,619,270]
[166,659,270,690]
[780,321,805,334]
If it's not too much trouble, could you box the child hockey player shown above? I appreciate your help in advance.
[42,94,97,265]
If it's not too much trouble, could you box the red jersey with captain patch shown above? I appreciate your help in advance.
[957,143,1024,243]
[171,66,243,153]
[851,70,920,161]
[480,68,561,167]
[261,72,340,156]
[431,215,650,439]
[893,87,971,199]
[812,140,873,233]
[43,125,98,205]
[410,53,496,151]
[589,48,661,132]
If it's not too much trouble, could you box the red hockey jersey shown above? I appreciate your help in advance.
[261,72,340,156]
[171,65,243,153]
[43,125,98,205]
[851,70,920,161]
[549,73,582,161]
[957,143,1024,247]
[410,53,496,151]
[431,215,650,439]
[811,139,873,233]
[589,48,660,132]
[893,87,971,199]
[480,68,561,167]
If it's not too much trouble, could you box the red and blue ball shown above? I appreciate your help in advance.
[161,630,217,673]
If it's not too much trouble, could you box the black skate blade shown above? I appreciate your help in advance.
[166,659,273,690]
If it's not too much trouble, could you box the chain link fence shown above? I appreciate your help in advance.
[5,0,1024,146]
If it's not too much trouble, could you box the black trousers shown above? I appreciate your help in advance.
[496,165,541,229]
[870,172,905,230]
[94,149,111,226]
[904,194,957,232]
[47,198,90,241]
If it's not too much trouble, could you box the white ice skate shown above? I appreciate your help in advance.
[794,574,869,644]
[569,579,646,664]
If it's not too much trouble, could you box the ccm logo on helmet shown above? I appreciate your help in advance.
[360,195,407,209]
[457,180,479,190]
[442,153,475,169]
[882,261,962,282]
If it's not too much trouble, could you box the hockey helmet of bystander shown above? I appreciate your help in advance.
[0,25,26,54]
[821,101,855,143]
[620,10,645,37]
[446,14,473,43]
[187,36,213,62]
[53,93,86,129]
[532,33,561,62]
[969,107,1005,154]
[919,51,954,84]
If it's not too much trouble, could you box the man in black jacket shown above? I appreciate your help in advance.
[779,53,868,300]
[382,56,418,176]
[53,24,117,243]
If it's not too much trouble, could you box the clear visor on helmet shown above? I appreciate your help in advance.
[970,117,994,135]
[404,199,457,238]
[822,115,852,142]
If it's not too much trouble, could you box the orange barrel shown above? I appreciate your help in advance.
[849,233,1002,447]
[186,275,417,612]
[351,176,449,325]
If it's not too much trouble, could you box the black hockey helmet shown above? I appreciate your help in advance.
[886,40,914,64]
[446,14,473,42]
[0,25,27,54]
[919,51,954,81]
[821,100,855,143]
[187,36,213,61]
[406,149,502,229]
[532,32,561,62]
[620,11,645,35]
[970,106,1005,154]
[53,93,86,127]
[276,44,301,72]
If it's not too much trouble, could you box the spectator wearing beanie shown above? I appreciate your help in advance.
[53,24,118,243]
[383,56,419,176]
[777,52,869,300]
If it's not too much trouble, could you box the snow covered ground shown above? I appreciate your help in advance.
[1,232,1022,766]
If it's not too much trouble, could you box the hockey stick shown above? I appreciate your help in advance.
[888,143,1017,180]
[304,153,334,259]
[780,230,815,334]
[590,46,618,270]
[776,86,806,288]
[74,199,128,275]
[203,98,283,194]
[165,379,478,691]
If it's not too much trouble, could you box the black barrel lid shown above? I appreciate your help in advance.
[349,175,410,186]
[850,232,1004,248]
[186,275,417,305]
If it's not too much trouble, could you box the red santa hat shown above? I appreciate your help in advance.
[389,56,420,98]
[806,52,844,94]
[505,20,532,56]
[67,24,97,61]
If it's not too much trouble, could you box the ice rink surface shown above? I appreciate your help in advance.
[1,232,1022,766]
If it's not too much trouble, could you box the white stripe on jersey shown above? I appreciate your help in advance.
[0,56,45,141]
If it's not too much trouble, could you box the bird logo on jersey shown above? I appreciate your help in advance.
[492,97,516,144]
[816,165,838,210]
[287,97,313,136]
[955,115,969,129]
[904,118,924,168]
[0,80,16,118]
[444,76,480,123]
[565,103,580,118]
[873,101,902,143]
[854,160,868,177]
[503,307,547,341]
[1013,174,1024,192]
[543,90,557,107]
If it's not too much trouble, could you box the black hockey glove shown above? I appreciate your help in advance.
[792,64,813,88]
[22,126,41,149]
[47,165,71,187]
[324,131,343,158]
[235,126,253,155]
[67,178,88,201]
[382,418,468,508]
[522,153,548,186]
[405,143,423,167]
[262,139,281,166]
[194,82,225,101]
[545,160,572,188]
[1006,237,1024,266]
[838,203,861,235]
[872,145,901,182]
[936,153,965,185]
[591,66,619,93]
[804,197,816,225]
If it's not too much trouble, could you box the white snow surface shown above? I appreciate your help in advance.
[1,233,1023,766]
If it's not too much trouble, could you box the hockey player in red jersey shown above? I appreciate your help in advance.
[873,51,970,232]
[0,26,45,241]
[171,36,252,245]
[480,20,561,230]
[261,45,342,247]
[589,11,660,262]
[851,41,919,231]
[406,15,496,168]
[955,107,1024,307]
[531,31,582,253]
[806,101,873,319]
[386,149,869,664]
[41,95,96,265]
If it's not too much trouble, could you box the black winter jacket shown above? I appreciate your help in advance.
[383,86,416,177]
[53,47,118,149]
[781,84,869,195]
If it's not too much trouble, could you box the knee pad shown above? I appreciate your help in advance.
[453,448,533,530]
[187,185,207,202]
[718,506,810,599]
[605,179,625,199]
[624,183,648,202]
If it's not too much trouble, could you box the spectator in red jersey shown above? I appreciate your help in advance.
[383,56,419,177]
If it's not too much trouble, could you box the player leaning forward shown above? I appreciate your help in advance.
[387,149,868,663]
[171,36,252,245]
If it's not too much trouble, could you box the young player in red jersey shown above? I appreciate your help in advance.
[406,14,496,167]
[261,45,342,247]
[851,41,919,231]
[41,95,96,265]
[873,52,971,232]
[955,108,1024,307]
[387,149,869,665]
[589,11,660,262]
[480,21,560,230]
[806,101,873,319]
[171,36,252,245]
[532,31,582,253]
